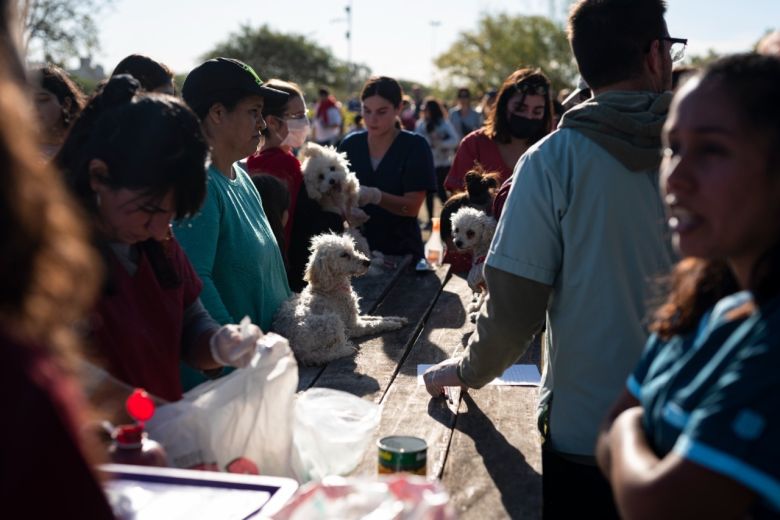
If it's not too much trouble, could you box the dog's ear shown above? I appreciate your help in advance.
[298,142,324,162]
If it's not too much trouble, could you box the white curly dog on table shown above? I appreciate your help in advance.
[450,207,497,322]
[272,233,408,366]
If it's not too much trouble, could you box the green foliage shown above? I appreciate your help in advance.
[434,13,577,95]
[202,24,370,101]
[22,0,111,64]
[685,48,721,68]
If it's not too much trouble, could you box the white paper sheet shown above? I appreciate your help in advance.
[417,364,541,386]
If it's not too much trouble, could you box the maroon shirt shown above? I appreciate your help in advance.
[246,146,303,251]
[92,239,202,402]
[1,330,114,518]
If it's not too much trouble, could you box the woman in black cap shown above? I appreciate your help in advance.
[173,58,292,390]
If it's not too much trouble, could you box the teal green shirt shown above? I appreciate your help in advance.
[486,127,673,455]
[174,163,291,389]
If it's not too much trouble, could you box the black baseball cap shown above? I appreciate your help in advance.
[181,57,288,115]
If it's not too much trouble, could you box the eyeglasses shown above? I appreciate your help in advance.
[516,82,549,96]
[660,36,688,62]
[283,112,308,122]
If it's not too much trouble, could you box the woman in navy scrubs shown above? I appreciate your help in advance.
[339,76,435,259]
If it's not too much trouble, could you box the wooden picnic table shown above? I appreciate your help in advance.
[296,255,543,519]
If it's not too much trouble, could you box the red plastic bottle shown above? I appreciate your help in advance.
[108,389,169,467]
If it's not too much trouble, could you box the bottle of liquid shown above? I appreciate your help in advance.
[424,217,446,267]
[108,388,169,467]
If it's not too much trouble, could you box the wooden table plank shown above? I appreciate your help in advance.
[309,264,450,400]
[351,255,412,314]
[443,388,542,519]
[351,273,475,478]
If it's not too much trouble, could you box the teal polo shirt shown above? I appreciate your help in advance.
[629,292,780,516]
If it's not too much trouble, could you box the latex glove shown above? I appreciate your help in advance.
[209,317,263,368]
[423,357,468,398]
[347,207,370,226]
[357,186,382,206]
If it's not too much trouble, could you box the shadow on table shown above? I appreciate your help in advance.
[306,355,381,398]
[453,392,541,517]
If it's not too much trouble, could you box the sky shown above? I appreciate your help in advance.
[86,0,778,87]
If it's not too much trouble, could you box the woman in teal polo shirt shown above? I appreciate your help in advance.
[174,58,292,389]
[596,54,780,518]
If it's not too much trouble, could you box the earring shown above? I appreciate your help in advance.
[95,192,102,207]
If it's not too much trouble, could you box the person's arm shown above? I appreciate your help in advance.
[180,297,221,370]
[596,388,639,478]
[459,266,551,386]
[173,181,235,325]
[376,190,426,217]
[604,407,756,519]
[423,265,551,395]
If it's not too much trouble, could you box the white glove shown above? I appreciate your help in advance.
[209,317,263,368]
[347,207,370,226]
[357,186,382,206]
[423,357,468,398]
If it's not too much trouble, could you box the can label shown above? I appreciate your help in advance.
[377,436,427,475]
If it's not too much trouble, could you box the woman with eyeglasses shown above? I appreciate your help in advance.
[246,79,310,255]
[444,68,554,194]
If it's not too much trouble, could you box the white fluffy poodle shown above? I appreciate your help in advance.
[298,142,361,218]
[450,207,497,321]
[271,233,408,366]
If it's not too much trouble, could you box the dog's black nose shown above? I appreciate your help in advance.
[329,178,336,185]
[362,259,371,267]
[454,239,463,248]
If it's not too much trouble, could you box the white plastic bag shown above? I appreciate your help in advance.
[147,332,299,477]
[293,388,380,481]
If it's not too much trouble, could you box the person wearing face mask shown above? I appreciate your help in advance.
[247,79,310,254]
[425,1,678,517]
[443,69,554,194]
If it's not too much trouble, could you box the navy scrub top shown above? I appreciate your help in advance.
[339,130,435,259]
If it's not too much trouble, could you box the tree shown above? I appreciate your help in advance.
[202,24,369,100]
[434,13,577,95]
[20,0,111,64]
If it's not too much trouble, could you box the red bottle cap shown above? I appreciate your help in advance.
[126,388,155,423]
[114,424,144,445]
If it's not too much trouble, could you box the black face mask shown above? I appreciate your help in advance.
[508,114,544,140]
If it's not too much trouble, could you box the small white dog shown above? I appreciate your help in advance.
[450,207,497,321]
[272,233,408,366]
[298,142,361,219]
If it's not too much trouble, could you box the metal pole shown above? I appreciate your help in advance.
[346,1,353,97]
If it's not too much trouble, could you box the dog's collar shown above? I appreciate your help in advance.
[474,255,487,265]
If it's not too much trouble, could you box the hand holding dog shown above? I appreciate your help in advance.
[423,357,469,397]
[358,186,382,206]
[209,321,263,368]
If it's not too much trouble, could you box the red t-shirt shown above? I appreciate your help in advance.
[92,239,202,402]
[2,329,114,517]
[246,146,303,250]
[445,129,513,192]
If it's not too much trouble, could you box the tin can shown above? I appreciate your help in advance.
[377,435,427,475]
